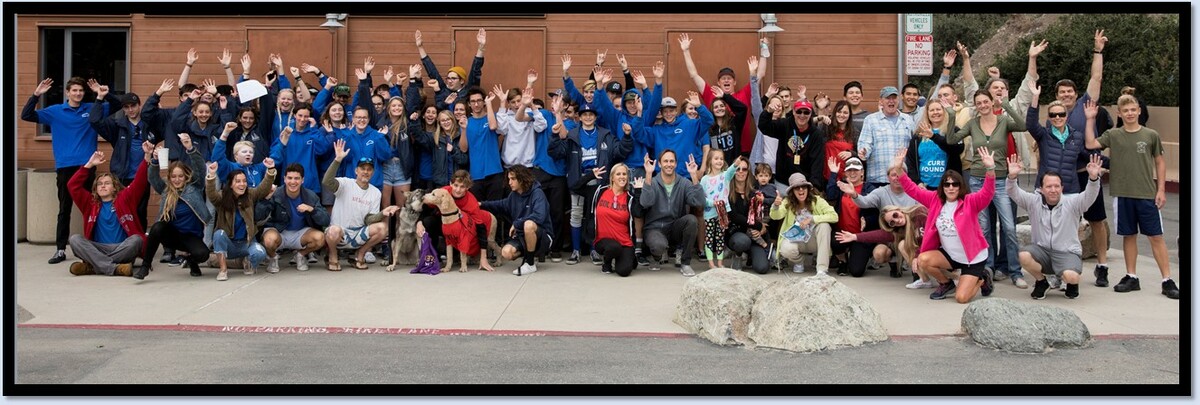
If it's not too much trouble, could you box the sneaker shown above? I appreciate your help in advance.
[591,251,603,266]
[1162,280,1180,299]
[189,262,203,277]
[1113,275,1140,293]
[698,255,708,263]
[680,264,696,277]
[1031,279,1050,300]
[601,263,613,274]
[1065,283,1079,299]
[1046,274,1062,290]
[792,263,806,273]
[929,281,956,300]
[637,254,650,267]
[905,279,935,289]
[295,252,309,271]
[114,263,133,277]
[133,264,151,280]
[68,261,93,276]
[216,270,229,281]
[513,263,538,276]
[648,255,662,271]
[266,256,280,273]
[159,252,176,263]
[1094,265,1109,287]
[549,251,563,263]
[169,256,187,267]
[364,251,377,264]
[308,253,319,264]
[48,250,67,264]
[537,254,546,263]
[981,269,994,297]
[991,269,1008,281]
[889,262,902,278]
[565,250,580,265]
[1012,276,1029,289]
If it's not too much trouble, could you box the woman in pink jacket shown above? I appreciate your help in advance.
[896,146,997,303]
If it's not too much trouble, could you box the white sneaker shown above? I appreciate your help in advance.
[307,252,319,263]
[680,264,696,277]
[792,263,806,273]
[243,260,256,275]
[906,279,935,289]
[364,251,377,264]
[513,263,538,275]
[266,256,280,273]
[295,252,309,271]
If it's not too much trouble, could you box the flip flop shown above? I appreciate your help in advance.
[353,258,369,270]
[327,261,342,272]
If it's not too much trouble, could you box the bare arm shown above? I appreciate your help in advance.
[677,34,707,92]
[1086,29,1108,101]
[179,48,198,86]
[756,37,769,81]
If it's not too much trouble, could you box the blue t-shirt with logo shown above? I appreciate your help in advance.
[917,138,948,187]
[93,202,127,244]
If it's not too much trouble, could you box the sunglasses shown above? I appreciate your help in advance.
[358,157,374,164]
[795,109,812,115]
[943,181,960,188]
[736,166,749,172]
[1047,112,1067,118]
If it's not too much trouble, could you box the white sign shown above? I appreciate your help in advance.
[905,34,934,76]
[905,14,932,34]
[236,79,269,103]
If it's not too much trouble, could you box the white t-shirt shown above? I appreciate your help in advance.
[330,177,381,229]
[935,201,986,264]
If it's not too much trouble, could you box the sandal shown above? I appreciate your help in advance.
[327,261,342,272]
[353,258,370,270]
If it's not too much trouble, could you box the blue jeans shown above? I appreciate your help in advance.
[212,229,267,268]
[968,175,1021,278]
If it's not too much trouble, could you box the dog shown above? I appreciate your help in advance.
[418,188,501,273]
[385,189,424,271]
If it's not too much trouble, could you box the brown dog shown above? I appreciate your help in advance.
[420,188,501,272]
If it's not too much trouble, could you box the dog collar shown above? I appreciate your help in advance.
[441,210,460,217]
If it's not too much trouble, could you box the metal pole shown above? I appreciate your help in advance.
[897,14,904,89]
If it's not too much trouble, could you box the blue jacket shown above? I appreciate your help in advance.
[171,98,232,163]
[481,181,553,235]
[423,55,485,111]
[364,76,420,181]
[593,88,650,168]
[148,147,212,227]
[269,125,332,195]
[211,137,279,189]
[140,93,186,161]
[23,95,118,169]
[89,94,155,180]
[412,128,468,188]
[1027,106,1090,193]
[549,125,632,192]
[644,103,714,179]
[337,127,394,189]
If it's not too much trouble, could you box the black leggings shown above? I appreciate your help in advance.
[832,239,878,277]
[594,238,636,277]
[144,221,211,271]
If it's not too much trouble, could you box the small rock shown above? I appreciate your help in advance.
[961,298,1091,353]
[674,268,767,346]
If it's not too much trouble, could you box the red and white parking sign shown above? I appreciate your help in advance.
[905,34,934,76]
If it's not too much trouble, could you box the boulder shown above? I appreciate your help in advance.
[961,298,1092,353]
[747,275,888,352]
[674,268,768,346]
[1015,221,1101,260]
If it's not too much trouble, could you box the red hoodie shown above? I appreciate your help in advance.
[69,160,150,254]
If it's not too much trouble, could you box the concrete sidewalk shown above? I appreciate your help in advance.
[13,241,1181,337]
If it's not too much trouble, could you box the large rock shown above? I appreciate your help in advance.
[674,268,768,346]
[747,275,888,352]
[961,298,1092,353]
[1015,221,1101,260]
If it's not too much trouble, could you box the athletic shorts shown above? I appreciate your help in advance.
[937,248,988,279]
[1113,197,1163,236]
[337,226,372,250]
[1022,244,1082,276]
[507,227,553,256]
[280,228,314,251]
[1077,172,1107,222]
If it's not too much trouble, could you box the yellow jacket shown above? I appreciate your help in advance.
[769,195,838,248]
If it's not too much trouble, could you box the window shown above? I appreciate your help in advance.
[38,27,129,135]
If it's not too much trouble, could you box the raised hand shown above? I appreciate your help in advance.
[643,153,656,175]
[747,55,759,75]
[1086,153,1103,180]
[476,28,487,47]
[179,133,193,151]
[815,93,831,110]
[1094,29,1108,52]
[827,156,841,175]
[796,85,808,100]
[591,166,607,179]
[677,33,692,51]
[595,48,608,66]
[279,126,293,146]
[355,68,367,81]
[290,66,301,78]
[188,88,203,100]
[333,139,350,162]
[302,63,319,74]
[685,154,699,175]
[652,61,664,79]
[95,82,109,99]
[977,146,996,168]
[202,78,217,95]
[428,78,441,92]
[444,92,457,105]
[943,49,957,67]
[363,56,375,73]
[262,157,275,169]
[622,123,632,136]
[457,115,467,129]
[241,54,253,73]
[834,230,858,244]
[917,120,933,138]
[987,66,1000,79]
[617,53,628,71]
[206,161,219,176]
[526,68,538,86]
[223,121,238,135]
[326,76,339,90]
[382,66,394,84]
[686,91,701,108]
[520,87,533,106]
[1029,39,1049,58]
[632,70,647,89]
[837,180,856,196]
[1030,83,1041,99]
[141,140,154,156]
[891,148,907,169]
[484,91,496,105]
[491,84,506,101]
[85,151,106,168]
[414,30,423,47]
[765,82,780,98]
[594,67,613,86]
[87,78,102,94]
[34,78,53,96]
[270,53,283,70]
[1006,154,1022,179]
[1083,99,1098,119]
[186,48,198,66]
[632,176,645,189]
[219,48,232,67]
[956,41,970,59]
[710,85,725,99]
[409,64,422,80]
[561,54,572,74]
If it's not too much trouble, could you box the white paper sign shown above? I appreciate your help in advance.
[236,79,268,103]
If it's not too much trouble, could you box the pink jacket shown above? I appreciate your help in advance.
[898,171,994,259]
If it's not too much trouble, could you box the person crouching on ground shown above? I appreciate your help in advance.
[206,157,277,281]
[480,165,553,276]
[66,145,151,277]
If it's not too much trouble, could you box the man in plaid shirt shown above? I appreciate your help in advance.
[856,86,916,188]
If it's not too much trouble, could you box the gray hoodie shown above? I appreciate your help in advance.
[639,173,705,231]
[1008,176,1100,256]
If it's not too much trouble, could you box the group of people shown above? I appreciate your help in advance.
[25,28,1178,302]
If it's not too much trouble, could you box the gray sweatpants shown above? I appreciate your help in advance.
[68,234,143,275]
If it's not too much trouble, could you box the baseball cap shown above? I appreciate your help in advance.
[717,67,736,79]
[605,81,622,94]
[844,157,864,171]
[356,157,375,168]
[879,86,900,98]
[548,89,563,99]
[660,97,678,109]
[622,89,639,103]
[578,103,597,115]
[119,93,141,106]
[792,100,814,112]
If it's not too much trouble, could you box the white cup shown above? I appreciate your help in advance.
[157,148,169,169]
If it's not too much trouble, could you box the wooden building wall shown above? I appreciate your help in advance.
[16,13,901,215]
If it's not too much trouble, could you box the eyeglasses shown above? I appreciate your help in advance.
[353,116,369,121]
[1047,112,1067,118]
[469,99,484,104]
[943,181,960,188]
[795,109,812,115]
